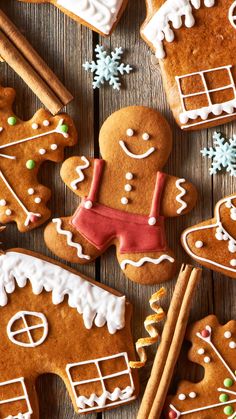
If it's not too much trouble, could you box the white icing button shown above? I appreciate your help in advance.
[189,392,197,399]
[195,240,204,249]
[224,331,232,339]
[39,148,46,155]
[197,348,205,355]
[34,197,41,204]
[229,341,236,349]
[148,217,156,226]
[126,128,134,137]
[204,356,211,363]
[0,199,6,206]
[124,184,132,192]
[121,197,128,205]
[51,144,58,150]
[142,133,150,141]
[126,172,133,180]
[28,188,35,195]
[43,120,50,126]
[230,259,236,267]
[84,200,93,209]
[178,394,186,401]
[5,209,12,216]
[32,123,39,130]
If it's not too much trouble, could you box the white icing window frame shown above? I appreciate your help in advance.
[0,377,33,418]
[176,65,236,128]
[229,1,236,29]
[66,352,135,412]
[7,311,48,348]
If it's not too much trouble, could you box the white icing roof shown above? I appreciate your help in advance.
[142,0,215,59]
[0,251,126,334]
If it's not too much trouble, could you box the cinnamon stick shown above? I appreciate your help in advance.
[137,265,202,419]
[0,10,73,114]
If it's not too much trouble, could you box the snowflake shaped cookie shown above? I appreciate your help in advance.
[0,86,77,232]
[201,132,236,176]
[166,315,236,419]
[83,45,133,90]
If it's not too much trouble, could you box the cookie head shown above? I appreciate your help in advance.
[99,106,172,170]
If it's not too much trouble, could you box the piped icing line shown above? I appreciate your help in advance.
[0,377,33,418]
[66,352,135,412]
[181,112,236,129]
[229,1,236,29]
[0,251,126,334]
[217,388,236,397]
[120,255,175,270]
[142,0,215,59]
[169,399,236,418]
[0,170,41,226]
[182,194,236,273]
[0,119,68,151]
[7,310,48,348]
[52,218,91,260]
[196,325,236,381]
[56,0,124,35]
[71,156,90,190]
[0,152,16,160]
[176,178,187,214]
[119,140,155,159]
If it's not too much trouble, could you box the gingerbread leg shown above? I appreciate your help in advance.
[44,217,103,263]
[117,249,177,285]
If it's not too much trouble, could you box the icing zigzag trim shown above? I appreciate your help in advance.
[71,156,90,190]
[52,218,90,260]
[77,386,134,409]
[120,255,175,270]
[176,178,187,214]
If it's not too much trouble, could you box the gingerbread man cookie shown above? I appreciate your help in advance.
[17,0,128,36]
[182,194,236,279]
[0,86,77,232]
[0,248,138,417]
[166,315,236,419]
[44,106,197,285]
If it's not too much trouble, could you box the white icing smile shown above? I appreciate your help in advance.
[119,140,155,159]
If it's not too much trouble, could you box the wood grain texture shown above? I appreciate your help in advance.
[1,1,236,418]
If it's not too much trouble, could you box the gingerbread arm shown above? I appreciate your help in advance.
[161,175,197,217]
[60,156,95,198]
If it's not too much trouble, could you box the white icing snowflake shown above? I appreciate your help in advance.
[83,45,133,90]
[201,132,236,176]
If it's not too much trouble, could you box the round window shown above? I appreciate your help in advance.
[7,311,48,348]
[229,1,236,28]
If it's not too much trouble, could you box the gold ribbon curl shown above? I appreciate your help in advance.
[129,287,166,369]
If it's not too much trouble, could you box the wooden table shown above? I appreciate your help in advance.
[1,1,236,418]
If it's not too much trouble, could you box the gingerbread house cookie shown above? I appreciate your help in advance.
[182,194,236,279]
[0,249,139,417]
[166,315,236,418]
[141,0,236,131]
[17,0,128,36]
[44,106,197,285]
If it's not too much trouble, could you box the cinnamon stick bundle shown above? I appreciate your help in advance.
[0,10,73,114]
[137,264,202,419]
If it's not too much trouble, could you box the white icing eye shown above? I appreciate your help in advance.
[189,392,197,399]
[204,356,211,363]
[224,331,232,339]
[5,209,12,216]
[34,197,41,204]
[126,128,134,137]
[39,149,46,155]
[178,394,186,401]
[142,133,150,141]
[229,341,236,349]
[197,348,205,355]
[0,199,6,206]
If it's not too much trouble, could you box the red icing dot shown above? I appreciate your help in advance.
[201,329,210,338]
[168,410,177,419]
[30,214,39,223]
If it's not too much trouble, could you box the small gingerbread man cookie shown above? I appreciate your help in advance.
[44,106,197,285]
[166,315,236,419]
[0,86,77,232]
[182,194,236,279]
[17,0,128,36]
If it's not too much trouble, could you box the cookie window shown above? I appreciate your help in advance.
[229,2,236,29]
[7,310,48,348]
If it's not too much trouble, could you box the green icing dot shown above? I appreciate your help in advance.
[224,378,234,388]
[26,159,36,170]
[224,406,234,416]
[59,124,68,133]
[220,394,229,403]
[7,116,17,126]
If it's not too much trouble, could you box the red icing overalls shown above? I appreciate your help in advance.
[71,159,167,253]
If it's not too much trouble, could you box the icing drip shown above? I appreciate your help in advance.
[56,0,123,35]
[142,0,215,59]
[52,218,91,260]
[71,156,90,190]
[0,251,126,334]
[176,178,187,214]
[120,255,175,270]
[77,386,134,409]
